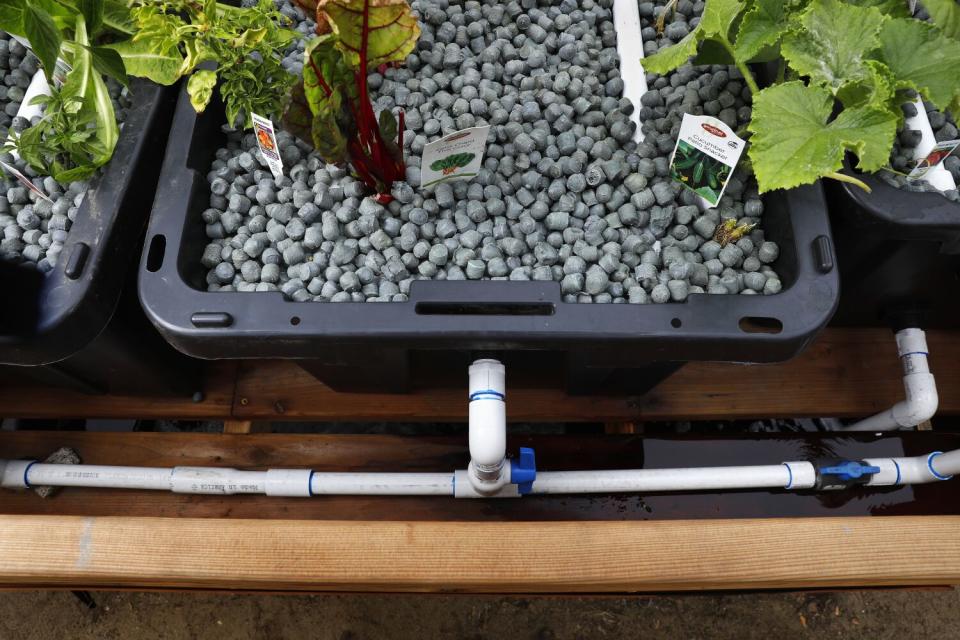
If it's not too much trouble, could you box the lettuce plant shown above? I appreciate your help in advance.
[643,0,960,193]
[285,0,420,202]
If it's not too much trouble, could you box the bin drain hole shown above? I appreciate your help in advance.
[146,234,166,272]
[290,316,301,326]
[739,316,783,334]
[670,318,681,328]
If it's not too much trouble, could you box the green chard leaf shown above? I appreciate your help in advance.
[781,0,886,94]
[643,0,748,74]
[320,0,421,69]
[187,69,218,113]
[921,0,960,41]
[107,37,182,85]
[24,0,62,83]
[878,17,960,113]
[747,81,898,192]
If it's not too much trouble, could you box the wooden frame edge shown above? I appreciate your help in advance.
[0,515,957,592]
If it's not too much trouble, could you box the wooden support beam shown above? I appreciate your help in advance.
[0,515,958,592]
[0,328,958,422]
[221,420,270,434]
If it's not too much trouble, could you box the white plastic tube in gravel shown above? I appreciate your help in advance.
[613,0,646,143]
[903,96,957,193]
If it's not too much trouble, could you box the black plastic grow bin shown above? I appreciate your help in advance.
[827,164,960,329]
[0,80,201,396]
[138,85,840,395]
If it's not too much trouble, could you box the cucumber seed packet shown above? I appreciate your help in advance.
[908,139,960,181]
[669,114,746,206]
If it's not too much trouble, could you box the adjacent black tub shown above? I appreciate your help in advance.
[139,86,839,394]
[828,165,960,329]
[0,80,199,395]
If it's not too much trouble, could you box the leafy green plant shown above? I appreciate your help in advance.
[430,152,475,174]
[0,0,131,181]
[284,0,420,202]
[643,0,960,193]
[120,0,299,128]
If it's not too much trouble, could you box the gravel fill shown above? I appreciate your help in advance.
[198,0,782,302]
[0,30,133,272]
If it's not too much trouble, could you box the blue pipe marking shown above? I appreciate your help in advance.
[308,470,315,496]
[22,461,36,488]
[783,463,793,489]
[892,460,901,485]
[469,389,505,402]
[900,351,929,358]
[928,451,953,480]
[451,474,455,496]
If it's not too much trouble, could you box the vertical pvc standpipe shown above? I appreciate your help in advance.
[466,359,508,495]
[842,328,938,431]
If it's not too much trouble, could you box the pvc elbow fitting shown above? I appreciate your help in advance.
[468,359,507,493]
[892,372,938,427]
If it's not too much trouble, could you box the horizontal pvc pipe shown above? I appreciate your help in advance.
[310,472,453,496]
[530,463,817,495]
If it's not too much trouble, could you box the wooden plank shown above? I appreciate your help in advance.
[0,362,238,420]
[1,328,958,422]
[0,431,957,522]
[231,328,960,421]
[221,420,269,434]
[0,514,958,592]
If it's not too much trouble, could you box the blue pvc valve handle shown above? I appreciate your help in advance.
[819,461,881,481]
[510,447,536,495]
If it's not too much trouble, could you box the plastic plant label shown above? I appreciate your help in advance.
[421,125,490,189]
[907,139,960,180]
[669,114,746,206]
[0,160,53,204]
[251,112,283,180]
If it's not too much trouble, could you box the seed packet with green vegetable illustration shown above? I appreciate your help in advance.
[907,139,960,180]
[421,126,490,189]
[669,114,746,206]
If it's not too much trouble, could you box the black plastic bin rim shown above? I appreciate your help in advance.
[0,80,166,365]
[841,156,960,229]
[138,85,840,364]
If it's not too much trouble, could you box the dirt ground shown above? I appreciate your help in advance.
[0,588,954,639]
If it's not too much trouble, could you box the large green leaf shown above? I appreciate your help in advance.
[88,45,127,87]
[781,0,886,94]
[879,17,960,113]
[643,0,747,74]
[747,81,898,192]
[0,0,26,35]
[835,59,896,111]
[296,33,352,162]
[319,0,421,69]
[846,0,910,17]
[79,0,103,34]
[734,0,790,62]
[107,37,182,85]
[922,0,960,41]
[24,0,62,83]
[101,0,134,35]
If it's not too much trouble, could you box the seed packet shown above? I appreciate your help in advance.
[669,114,746,206]
[907,139,960,180]
[421,125,490,189]
[251,112,283,181]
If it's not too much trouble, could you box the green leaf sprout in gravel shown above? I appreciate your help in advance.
[643,0,960,194]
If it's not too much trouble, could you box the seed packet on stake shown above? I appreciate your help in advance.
[669,114,746,206]
[0,160,53,204]
[251,112,284,180]
[421,126,490,189]
[907,139,960,180]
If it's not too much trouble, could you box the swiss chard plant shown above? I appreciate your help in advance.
[643,0,960,193]
[285,0,420,202]
[120,0,299,128]
[0,0,132,181]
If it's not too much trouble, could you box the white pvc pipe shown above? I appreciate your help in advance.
[310,472,453,496]
[467,358,507,494]
[530,462,817,494]
[2,451,958,497]
[843,329,938,431]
